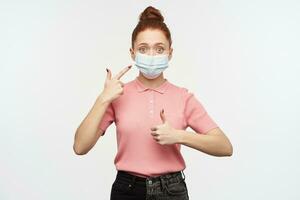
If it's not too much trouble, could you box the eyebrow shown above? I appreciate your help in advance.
[138,43,165,46]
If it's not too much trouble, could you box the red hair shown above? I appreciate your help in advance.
[131,6,172,48]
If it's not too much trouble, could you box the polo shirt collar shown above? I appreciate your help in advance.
[134,77,169,94]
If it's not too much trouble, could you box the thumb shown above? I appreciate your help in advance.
[160,109,166,123]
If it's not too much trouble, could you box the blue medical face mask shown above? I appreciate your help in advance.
[133,52,169,79]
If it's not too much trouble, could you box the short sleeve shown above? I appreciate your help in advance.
[98,102,115,136]
[183,89,219,134]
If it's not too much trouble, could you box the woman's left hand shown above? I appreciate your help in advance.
[150,109,183,145]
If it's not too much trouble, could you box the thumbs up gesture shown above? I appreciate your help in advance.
[150,109,182,145]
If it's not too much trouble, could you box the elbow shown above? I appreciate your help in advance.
[222,134,233,156]
[73,129,89,155]
[225,143,233,157]
[227,149,233,157]
[218,140,233,157]
[73,143,88,155]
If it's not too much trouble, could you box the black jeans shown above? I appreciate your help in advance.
[110,170,189,200]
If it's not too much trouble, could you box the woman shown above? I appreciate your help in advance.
[73,6,233,200]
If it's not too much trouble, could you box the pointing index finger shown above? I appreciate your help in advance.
[114,65,132,80]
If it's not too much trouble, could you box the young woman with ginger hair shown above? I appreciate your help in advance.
[73,6,233,200]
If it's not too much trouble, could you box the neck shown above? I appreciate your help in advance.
[137,72,167,89]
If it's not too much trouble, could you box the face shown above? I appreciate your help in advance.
[130,29,173,60]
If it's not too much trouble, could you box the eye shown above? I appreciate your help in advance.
[138,47,147,53]
[156,47,165,54]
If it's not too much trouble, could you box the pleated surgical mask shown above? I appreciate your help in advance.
[133,52,169,79]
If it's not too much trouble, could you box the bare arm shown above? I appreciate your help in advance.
[150,111,233,157]
[176,127,233,157]
[73,65,132,155]
[73,95,110,155]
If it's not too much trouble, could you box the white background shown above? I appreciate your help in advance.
[1,0,299,199]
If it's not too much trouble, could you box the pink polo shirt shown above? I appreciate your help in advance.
[98,77,219,178]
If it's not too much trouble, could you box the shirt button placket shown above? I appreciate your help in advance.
[149,91,154,118]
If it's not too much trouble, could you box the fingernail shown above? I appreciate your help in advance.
[162,109,164,113]
[128,65,132,69]
[106,68,108,72]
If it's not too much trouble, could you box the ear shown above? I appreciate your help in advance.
[130,47,135,60]
[168,47,173,60]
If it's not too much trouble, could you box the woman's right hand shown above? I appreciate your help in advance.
[99,65,132,104]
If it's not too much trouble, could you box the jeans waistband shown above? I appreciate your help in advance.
[117,170,186,183]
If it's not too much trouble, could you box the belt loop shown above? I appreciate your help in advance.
[129,175,136,189]
[159,176,166,191]
[181,170,186,180]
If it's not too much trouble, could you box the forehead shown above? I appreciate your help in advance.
[135,29,169,46]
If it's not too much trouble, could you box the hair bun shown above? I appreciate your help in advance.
[139,6,164,22]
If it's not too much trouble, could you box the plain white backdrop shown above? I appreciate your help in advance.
[1,0,299,199]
